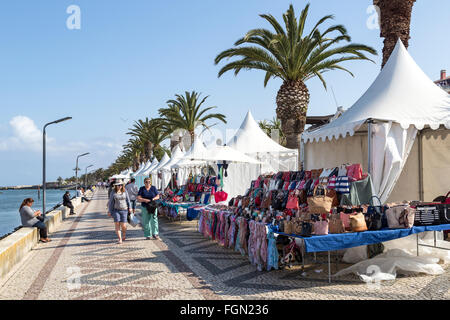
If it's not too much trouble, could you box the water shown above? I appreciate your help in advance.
[0,189,77,238]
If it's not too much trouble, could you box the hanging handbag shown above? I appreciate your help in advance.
[286,191,299,209]
[346,163,363,182]
[349,212,368,232]
[307,185,334,214]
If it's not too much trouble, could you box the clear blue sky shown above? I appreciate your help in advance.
[0,0,449,186]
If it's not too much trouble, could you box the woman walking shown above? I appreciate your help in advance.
[137,177,160,240]
[19,198,51,243]
[107,180,131,244]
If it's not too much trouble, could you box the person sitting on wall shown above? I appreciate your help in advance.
[19,198,51,243]
[77,187,90,202]
[63,191,76,215]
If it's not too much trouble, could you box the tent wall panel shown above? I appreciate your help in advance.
[304,134,368,172]
[422,129,450,201]
[387,138,420,202]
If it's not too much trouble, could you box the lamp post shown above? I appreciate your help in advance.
[75,152,90,195]
[43,117,72,218]
[84,165,93,187]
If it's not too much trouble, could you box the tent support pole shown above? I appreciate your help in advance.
[367,119,374,176]
[418,130,424,201]
[300,134,305,171]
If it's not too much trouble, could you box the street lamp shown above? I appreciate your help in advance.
[84,165,93,187]
[43,117,72,218]
[75,152,90,194]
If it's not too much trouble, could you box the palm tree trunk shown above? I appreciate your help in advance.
[374,0,416,69]
[276,80,310,150]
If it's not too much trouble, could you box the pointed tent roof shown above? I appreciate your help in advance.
[132,162,147,176]
[138,158,159,176]
[184,136,209,159]
[149,153,170,174]
[227,111,297,155]
[160,145,185,171]
[303,40,450,142]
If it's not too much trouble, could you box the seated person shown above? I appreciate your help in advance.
[77,187,90,202]
[19,198,51,243]
[63,191,76,215]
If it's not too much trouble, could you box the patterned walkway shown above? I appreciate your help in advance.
[0,190,449,300]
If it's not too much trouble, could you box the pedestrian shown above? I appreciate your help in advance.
[125,178,139,214]
[78,187,90,202]
[63,191,76,215]
[107,179,131,244]
[108,179,115,199]
[137,177,161,240]
[19,198,51,243]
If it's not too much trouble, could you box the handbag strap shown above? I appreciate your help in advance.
[369,195,382,207]
[313,184,327,197]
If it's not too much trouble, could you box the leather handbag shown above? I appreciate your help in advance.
[366,196,389,229]
[349,213,368,232]
[398,207,415,228]
[313,220,329,235]
[284,220,293,234]
[329,215,345,234]
[300,222,313,237]
[387,205,410,228]
[346,163,363,182]
[286,191,299,209]
[307,185,334,214]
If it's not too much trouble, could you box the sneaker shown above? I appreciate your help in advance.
[153,235,161,241]
[69,212,76,215]
[146,237,152,240]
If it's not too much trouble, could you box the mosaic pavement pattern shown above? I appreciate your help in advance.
[0,190,449,300]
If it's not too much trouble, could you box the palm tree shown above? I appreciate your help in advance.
[258,117,287,146]
[158,91,227,149]
[127,118,170,161]
[373,0,416,68]
[215,4,377,149]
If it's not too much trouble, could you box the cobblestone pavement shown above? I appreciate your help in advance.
[1,190,449,300]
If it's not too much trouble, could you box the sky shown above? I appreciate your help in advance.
[0,0,449,186]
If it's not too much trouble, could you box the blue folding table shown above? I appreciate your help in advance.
[272,224,450,283]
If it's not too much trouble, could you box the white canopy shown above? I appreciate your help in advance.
[159,146,185,171]
[184,136,210,160]
[132,162,147,177]
[190,144,260,164]
[303,40,450,143]
[138,158,159,177]
[302,39,450,203]
[227,110,297,155]
[150,153,170,174]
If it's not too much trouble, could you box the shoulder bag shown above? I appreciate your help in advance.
[307,185,334,214]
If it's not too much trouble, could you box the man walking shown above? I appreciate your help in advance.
[125,178,139,214]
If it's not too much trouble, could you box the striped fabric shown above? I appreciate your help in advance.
[335,176,350,194]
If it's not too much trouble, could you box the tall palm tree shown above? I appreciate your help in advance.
[215,4,377,149]
[127,118,170,161]
[374,0,416,68]
[158,91,227,149]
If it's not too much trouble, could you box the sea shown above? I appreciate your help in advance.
[0,189,77,238]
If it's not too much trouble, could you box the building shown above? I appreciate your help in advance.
[435,69,450,93]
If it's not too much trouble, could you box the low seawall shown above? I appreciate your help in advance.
[0,195,86,282]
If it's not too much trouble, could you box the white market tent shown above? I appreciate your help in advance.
[172,138,209,186]
[150,153,171,190]
[190,143,261,199]
[223,111,298,199]
[159,145,186,190]
[132,161,148,177]
[135,158,159,188]
[302,39,450,202]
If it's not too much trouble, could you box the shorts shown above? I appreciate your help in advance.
[112,210,128,223]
